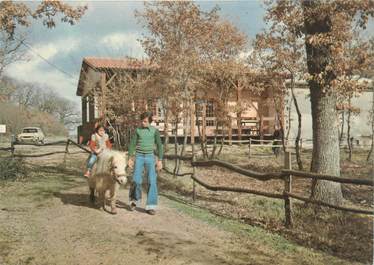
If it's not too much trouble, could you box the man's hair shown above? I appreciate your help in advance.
[140,111,153,123]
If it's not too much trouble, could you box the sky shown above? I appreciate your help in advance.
[4,1,266,103]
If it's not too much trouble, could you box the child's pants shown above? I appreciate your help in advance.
[86,153,97,170]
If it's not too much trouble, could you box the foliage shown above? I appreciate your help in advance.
[0,1,87,76]
[135,1,250,122]
[0,157,27,181]
[0,77,79,136]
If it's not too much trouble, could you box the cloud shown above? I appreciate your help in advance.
[100,32,145,58]
[32,38,81,59]
[4,38,81,103]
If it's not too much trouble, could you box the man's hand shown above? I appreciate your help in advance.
[128,157,134,169]
[156,160,163,171]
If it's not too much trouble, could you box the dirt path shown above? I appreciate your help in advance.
[1,183,242,265]
[0,181,360,265]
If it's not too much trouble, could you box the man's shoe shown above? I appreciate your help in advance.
[129,202,136,211]
[146,209,156,215]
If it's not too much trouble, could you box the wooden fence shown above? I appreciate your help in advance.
[1,141,372,228]
[0,139,90,158]
[164,151,373,228]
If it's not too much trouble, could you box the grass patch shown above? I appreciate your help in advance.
[0,157,28,181]
[248,196,285,219]
[0,163,84,205]
[164,196,355,265]
[165,197,296,253]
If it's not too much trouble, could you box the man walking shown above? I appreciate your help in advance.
[128,111,163,215]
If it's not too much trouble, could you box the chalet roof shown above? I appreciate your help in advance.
[76,57,154,96]
[83,57,153,70]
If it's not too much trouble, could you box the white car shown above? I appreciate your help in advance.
[17,127,45,144]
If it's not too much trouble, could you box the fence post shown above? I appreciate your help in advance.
[284,151,293,228]
[248,138,251,159]
[10,135,15,157]
[62,140,70,168]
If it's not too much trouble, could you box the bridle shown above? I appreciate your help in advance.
[110,168,127,185]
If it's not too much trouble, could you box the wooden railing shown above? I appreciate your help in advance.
[0,139,90,158]
[163,151,373,228]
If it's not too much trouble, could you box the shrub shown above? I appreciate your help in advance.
[0,157,27,181]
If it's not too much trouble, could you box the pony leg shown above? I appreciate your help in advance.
[89,187,95,203]
[99,191,105,211]
[109,186,118,215]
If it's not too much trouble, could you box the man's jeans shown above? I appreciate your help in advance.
[129,153,158,210]
[86,153,97,170]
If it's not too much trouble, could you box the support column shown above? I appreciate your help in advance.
[100,72,106,118]
[202,103,207,142]
[82,97,87,124]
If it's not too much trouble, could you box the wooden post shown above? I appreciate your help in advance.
[228,117,233,146]
[284,151,293,228]
[62,140,70,168]
[10,136,15,157]
[248,138,251,159]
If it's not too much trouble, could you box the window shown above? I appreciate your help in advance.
[206,100,214,118]
[206,120,215,126]
[23,128,38,133]
[94,96,99,119]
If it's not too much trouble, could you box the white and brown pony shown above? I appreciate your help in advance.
[87,150,128,214]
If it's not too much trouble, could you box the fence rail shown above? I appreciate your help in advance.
[192,159,284,181]
[282,169,373,186]
[0,139,90,158]
[191,174,284,199]
[2,139,373,227]
[163,151,374,228]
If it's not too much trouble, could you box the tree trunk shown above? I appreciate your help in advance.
[286,96,293,146]
[236,84,243,144]
[367,88,374,162]
[210,121,219,159]
[273,94,287,153]
[309,88,343,205]
[228,116,232,146]
[347,97,352,161]
[303,0,343,205]
[217,122,225,156]
[164,106,170,153]
[196,104,208,159]
[367,137,374,162]
[237,112,242,144]
[173,116,179,177]
[177,103,189,174]
[339,111,345,145]
[290,79,303,170]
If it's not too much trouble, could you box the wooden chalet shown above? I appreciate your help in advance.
[76,57,283,145]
